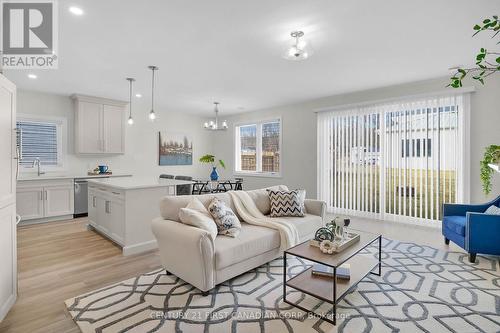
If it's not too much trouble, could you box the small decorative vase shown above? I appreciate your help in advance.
[210,166,219,181]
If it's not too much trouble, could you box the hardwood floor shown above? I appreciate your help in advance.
[0,218,161,333]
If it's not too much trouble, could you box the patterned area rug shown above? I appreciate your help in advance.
[65,239,500,332]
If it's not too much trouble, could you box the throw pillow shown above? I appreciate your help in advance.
[185,197,212,218]
[179,208,218,241]
[267,189,306,217]
[484,205,500,215]
[208,197,241,237]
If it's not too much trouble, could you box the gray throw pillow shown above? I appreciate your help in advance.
[484,205,500,215]
[208,197,241,237]
[267,189,305,217]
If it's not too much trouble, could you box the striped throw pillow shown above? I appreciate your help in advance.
[267,189,305,217]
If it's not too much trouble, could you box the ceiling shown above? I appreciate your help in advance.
[4,0,499,115]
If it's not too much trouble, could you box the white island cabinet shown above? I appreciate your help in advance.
[87,178,193,256]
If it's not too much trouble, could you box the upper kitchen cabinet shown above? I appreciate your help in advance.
[72,95,127,154]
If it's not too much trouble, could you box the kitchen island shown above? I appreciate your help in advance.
[86,177,193,255]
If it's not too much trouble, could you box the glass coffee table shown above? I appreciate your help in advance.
[283,229,382,325]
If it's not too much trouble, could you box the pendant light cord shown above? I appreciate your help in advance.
[151,68,155,111]
[129,80,132,118]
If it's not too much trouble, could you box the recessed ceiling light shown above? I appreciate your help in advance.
[69,6,84,15]
[135,93,142,98]
[27,74,37,79]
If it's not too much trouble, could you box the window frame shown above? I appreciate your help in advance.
[234,117,282,178]
[17,114,66,172]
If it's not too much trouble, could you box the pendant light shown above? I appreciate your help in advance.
[126,77,135,125]
[148,65,159,120]
[204,102,228,131]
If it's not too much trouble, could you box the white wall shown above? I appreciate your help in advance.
[213,76,500,203]
[17,90,215,179]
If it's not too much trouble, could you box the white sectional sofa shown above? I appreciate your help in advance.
[151,186,326,293]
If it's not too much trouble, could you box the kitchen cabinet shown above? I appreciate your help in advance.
[16,187,44,220]
[72,95,127,155]
[16,179,74,223]
[88,185,125,245]
[44,185,74,217]
[86,178,191,256]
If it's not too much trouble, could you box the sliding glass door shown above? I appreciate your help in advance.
[317,93,468,224]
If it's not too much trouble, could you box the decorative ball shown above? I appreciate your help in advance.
[314,227,334,242]
[320,240,338,254]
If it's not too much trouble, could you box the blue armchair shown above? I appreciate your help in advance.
[442,195,500,263]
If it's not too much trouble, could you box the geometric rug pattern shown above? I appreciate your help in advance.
[65,238,500,332]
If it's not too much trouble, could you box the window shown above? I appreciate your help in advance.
[401,139,432,157]
[317,93,469,224]
[235,119,281,176]
[16,117,64,169]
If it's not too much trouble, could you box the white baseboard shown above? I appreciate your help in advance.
[0,293,16,321]
[123,240,158,256]
[18,214,74,226]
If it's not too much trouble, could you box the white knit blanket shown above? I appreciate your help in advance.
[229,191,300,251]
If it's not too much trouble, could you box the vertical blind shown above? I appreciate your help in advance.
[16,120,60,166]
[317,93,467,224]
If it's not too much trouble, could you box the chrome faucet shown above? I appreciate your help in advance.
[32,157,45,176]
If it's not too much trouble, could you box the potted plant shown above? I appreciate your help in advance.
[480,145,500,195]
[199,154,226,181]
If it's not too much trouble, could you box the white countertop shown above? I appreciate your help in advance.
[17,173,132,181]
[87,177,194,190]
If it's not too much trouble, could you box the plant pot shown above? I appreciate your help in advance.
[210,166,219,181]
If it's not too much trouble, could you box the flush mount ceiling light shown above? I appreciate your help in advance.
[69,6,84,15]
[135,93,142,98]
[148,65,159,121]
[126,77,135,125]
[27,73,37,79]
[204,102,228,131]
[283,31,313,61]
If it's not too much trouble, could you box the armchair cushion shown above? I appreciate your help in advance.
[484,205,500,215]
[443,215,466,236]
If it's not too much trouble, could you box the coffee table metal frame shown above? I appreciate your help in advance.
[283,232,382,325]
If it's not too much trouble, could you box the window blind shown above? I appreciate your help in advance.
[16,120,59,167]
[317,94,467,224]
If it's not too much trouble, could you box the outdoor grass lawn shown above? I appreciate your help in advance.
[331,166,456,220]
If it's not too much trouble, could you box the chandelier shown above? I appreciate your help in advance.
[203,102,228,131]
[283,31,313,61]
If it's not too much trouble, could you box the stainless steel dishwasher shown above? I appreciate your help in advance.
[74,179,89,217]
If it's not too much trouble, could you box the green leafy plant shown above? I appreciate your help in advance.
[480,145,500,195]
[199,154,226,169]
[449,15,500,88]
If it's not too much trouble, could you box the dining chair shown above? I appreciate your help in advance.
[174,175,193,195]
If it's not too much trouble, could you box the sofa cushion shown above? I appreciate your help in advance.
[179,207,218,241]
[246,185,289,215]
[160,192,238,222]
[208,198,241,237]
[214,224,280,269]
[267,189,305,217]
[281,214,323,240]
[443,215,466,236]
